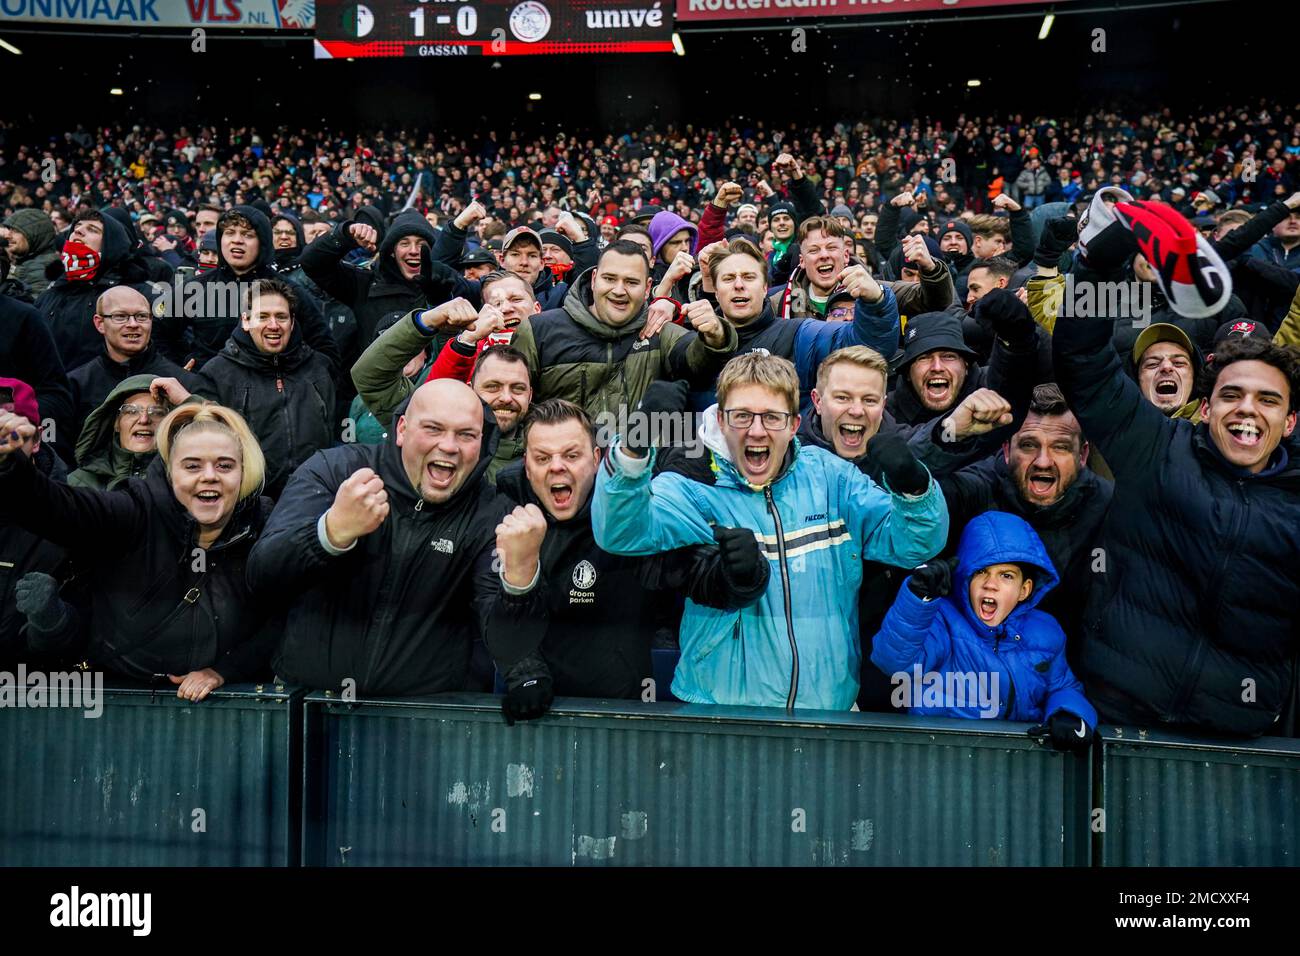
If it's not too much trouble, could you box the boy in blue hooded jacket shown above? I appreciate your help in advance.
[871,510,1097,751]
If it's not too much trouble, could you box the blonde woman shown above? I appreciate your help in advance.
[0,400,277,700]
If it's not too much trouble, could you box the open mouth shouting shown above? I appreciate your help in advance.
[1025,467,1058,501]
[741,443,772,477]
[813,261,837,283]
[425,457,459,491]
[191,488,224,516]
[976,595,1001,623]
[837,421,867,453]
[401,254,423,277]
[1225,419,1261,448]
[547,480,574,512]
[923,375,953,405]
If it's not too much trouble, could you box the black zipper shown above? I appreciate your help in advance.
[764,487,799,710]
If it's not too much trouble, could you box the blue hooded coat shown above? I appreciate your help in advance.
[871,510,1097,726]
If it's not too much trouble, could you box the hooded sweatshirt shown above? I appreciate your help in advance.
[4,209,59,296]
[35,213,140,373]
[67,373,161,491]
[871,510,1097,726]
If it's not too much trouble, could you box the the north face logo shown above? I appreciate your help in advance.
[751,347,772,357]
[631,339,650,351]
[572,560,597,589]
[431,538,455,554]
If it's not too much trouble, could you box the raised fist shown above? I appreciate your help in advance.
[495,503,547,588]
[713,181,744,208]
[324,467,389,551]
[348,222,378,252]
[839,263,881,302]
[454,200,488,230]
[683,299,726,347]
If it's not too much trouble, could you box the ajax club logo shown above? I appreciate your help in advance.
[510,1,552,42]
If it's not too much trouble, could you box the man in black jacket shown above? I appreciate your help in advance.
[0,279,74,465]
[1055,244,1300,737]
[156,205,340,373]
[249,378,513,697]
[887,292,1039,429]
[937,383,1113,644]
[66,284,198,442]
[191,278,336,499]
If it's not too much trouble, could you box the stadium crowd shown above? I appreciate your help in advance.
[1,102,1298,744]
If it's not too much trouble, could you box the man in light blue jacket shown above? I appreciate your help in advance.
[593,352,948,711]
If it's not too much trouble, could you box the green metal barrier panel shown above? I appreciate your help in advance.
[0,681,302,866]
[302,693,1090,866]
[1098,726,1300,866]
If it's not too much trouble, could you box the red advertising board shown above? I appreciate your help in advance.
[676,0,1051,22]
[316,0,674,57]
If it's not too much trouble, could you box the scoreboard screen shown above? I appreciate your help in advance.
[315,0,675,57]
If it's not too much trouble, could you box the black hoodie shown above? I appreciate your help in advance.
[196,323,336,499]
[251,402,512,696]
[483,460,662,698]
[271,211,306,272]
[35,213,148,374]
[299,209,450,350]
[164,204,341,372]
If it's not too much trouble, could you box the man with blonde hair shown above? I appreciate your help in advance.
[593,351,948,710]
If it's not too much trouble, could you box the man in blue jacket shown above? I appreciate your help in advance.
[593,351,948,711]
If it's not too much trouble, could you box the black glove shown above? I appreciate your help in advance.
[625,379,690,457]
[974,288,1036,345]
[907,557,956,601]
[871,433,929,496]
[1028,709,1093,754]
[14,572,70,633]
[501,653,554,726]
[1033,216,1078,268]
[713,525,768,593]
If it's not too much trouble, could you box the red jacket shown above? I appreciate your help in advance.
[424,330,515,385]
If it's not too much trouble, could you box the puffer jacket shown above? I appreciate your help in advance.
[510,266,738,424]
[197,325,335,499]
[593,415,948,711]
[0,451,277,684]
[871,511,1097,726]
[1054,259,1300,736]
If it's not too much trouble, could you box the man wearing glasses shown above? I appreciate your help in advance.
[593,351,948,710]
[66,286,198,443]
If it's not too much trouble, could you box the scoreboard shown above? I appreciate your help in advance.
[315,0,675,56]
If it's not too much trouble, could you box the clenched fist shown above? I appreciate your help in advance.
[665,250,696,285]
[940,387,1013,442]
[422,297,479,331]
[901,233,936,272]
[348,222,379,252]
[713,181,744,208]
[992,193,1021,213]
[683,299,727,347]
[462,303,508,345]
[495,503,547,589]
[555,211,587,241]
[324,467,390,551]
[0,412,36,459]
[839,263,882,302]
[454,201,488,230]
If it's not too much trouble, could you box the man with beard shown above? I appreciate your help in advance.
[250,378,514,696]
[937,384,1113,644]
[352,295,532,481]
[509,240,737,423]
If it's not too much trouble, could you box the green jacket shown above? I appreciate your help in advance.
[351,312,522,482]
[67,373,160,491]
[509,267,738,423]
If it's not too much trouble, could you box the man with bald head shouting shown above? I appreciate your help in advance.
[250,378,516,696]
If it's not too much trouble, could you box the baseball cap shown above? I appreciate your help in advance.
[0,376,40,425]
[501,226,542,253]
[1132,323,1195,366]
[1213,318,1264,347]
[599,215,619,228]
[459,247,498,268]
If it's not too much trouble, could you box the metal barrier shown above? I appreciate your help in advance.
[301,693,1091,866]
[1096,726,1300,866]
[0,681,302,866]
